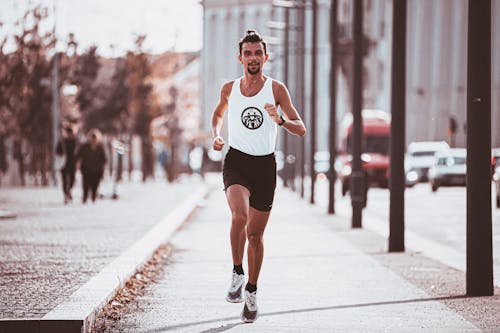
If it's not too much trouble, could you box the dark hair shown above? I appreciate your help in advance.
[238,29,267,55]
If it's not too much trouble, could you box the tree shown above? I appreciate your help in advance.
[126,35,155,181]
[72,45,102,130]
[1,6,55,185]
[164,86,183,182]
[98,58,129,135]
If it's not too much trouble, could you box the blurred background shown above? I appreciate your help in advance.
[0,0,499,189]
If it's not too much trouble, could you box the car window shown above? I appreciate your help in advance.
[437,157,448,166]
[411,151,435,157]
[438,156,465,166]
[347,135,389,154]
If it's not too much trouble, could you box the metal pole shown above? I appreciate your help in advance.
[309,0,317,204]
[388,0,406,252]
[283,6,290,188]
[51,2,59,186]
[52,53,60,185]
[290,6,298,193]
[299,2,306,198]
[466,0,493,296]
[350,0,364,228]
[328,0,337,214]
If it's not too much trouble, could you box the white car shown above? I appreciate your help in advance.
[405,141,450,186]
[494,160,500,208]
[428,148,467,192]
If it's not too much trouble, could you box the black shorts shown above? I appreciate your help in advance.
[223,147,277,212]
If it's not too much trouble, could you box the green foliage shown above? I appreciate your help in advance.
[0,6,160,184]
[0,5,54,145]
[126,35,153,137]
[72,45,101,116]
[93,58,130,134]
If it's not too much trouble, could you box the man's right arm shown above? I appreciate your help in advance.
[210,81,233,151]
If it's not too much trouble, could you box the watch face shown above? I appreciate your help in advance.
[241,107,264,130]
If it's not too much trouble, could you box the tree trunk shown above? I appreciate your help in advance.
[14,139,25,187]
[141,136,153,182]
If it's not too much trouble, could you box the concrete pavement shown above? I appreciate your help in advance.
[94,175,500,332]
[0,175,209,332]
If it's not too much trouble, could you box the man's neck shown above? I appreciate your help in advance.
[242,73,265,86]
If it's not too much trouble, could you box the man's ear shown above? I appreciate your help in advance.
[238,54,242,63]
[264,53,269,63]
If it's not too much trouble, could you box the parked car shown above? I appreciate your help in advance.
[428,148,466,192]
[337,109,391,196]
[405,141,450,186]
[494,159,500,208]
[491,148,500,179]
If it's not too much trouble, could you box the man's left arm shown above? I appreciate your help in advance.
[264,80,306,137]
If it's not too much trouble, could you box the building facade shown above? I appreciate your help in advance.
[201,0,500,154]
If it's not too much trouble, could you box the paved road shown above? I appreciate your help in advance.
[0,175,205,319]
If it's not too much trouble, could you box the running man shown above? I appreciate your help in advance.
[210,30,306,323]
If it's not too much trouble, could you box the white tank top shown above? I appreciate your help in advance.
[227,77,277,156]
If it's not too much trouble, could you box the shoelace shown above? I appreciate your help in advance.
[231,273,242,289]
[246,292,257,309]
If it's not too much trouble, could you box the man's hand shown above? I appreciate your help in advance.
[264,103,281,124]
[212,135,224,151]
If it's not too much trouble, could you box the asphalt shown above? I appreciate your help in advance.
[92,175,500,333]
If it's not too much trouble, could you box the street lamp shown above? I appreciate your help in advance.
[271,0,309,197]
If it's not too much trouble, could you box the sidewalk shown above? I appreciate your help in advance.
[0,175,207,322]
[95,176,500,332]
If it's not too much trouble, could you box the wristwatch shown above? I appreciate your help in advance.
[278,115,286,126]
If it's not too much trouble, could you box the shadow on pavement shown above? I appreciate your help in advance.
[138,295,470,333]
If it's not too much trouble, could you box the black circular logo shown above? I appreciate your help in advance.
[241,107,264,130]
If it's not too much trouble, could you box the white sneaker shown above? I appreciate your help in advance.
[241,290,259,323]
[225,271,245,303]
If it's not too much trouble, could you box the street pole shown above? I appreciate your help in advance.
[309,0,317,204]
[51,2,59,186]
[298,2,306,199]
[283,6,290,188]
[466,0,493,296]
[388,0,406,252]
[328,0,338,214]
[351,0,364,228]
[52,52,60,186]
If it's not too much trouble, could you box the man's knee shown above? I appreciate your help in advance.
[247,233,263,247]
[231,211,248,228]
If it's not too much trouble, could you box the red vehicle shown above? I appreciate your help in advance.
[337,109,391,196]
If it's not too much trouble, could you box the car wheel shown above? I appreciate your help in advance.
[431,183,438,192]
[497,196,500,208]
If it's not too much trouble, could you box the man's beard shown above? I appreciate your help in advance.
[247,64,260,75]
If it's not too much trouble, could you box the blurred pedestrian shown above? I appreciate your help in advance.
[210,30,306,323]
[56,125,78,204]
[76,129,107,203]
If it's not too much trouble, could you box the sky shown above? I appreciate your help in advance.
[0,0,203,56]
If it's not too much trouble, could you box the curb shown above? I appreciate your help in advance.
[0,185,208,333]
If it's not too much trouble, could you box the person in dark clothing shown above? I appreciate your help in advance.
[56,126,78,204]
[76,129,107,203]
